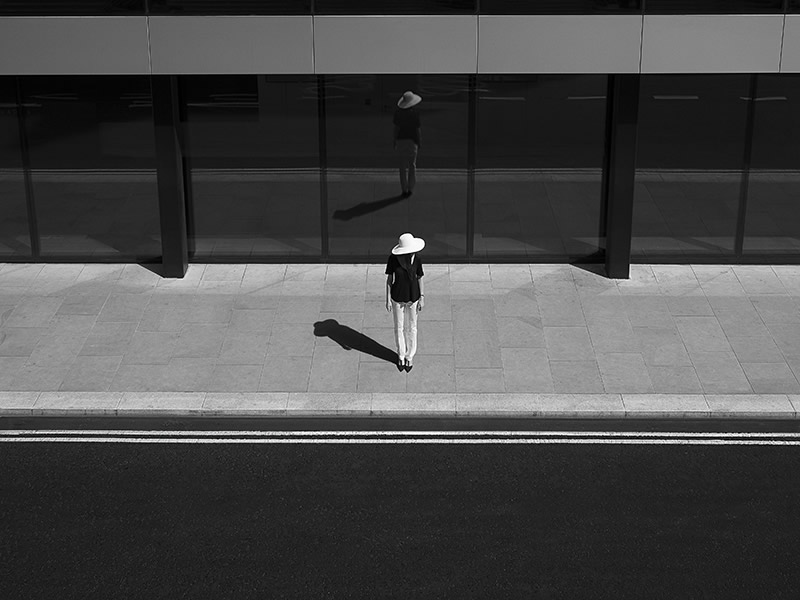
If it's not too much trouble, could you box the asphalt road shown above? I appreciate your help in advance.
[1,418,799,599]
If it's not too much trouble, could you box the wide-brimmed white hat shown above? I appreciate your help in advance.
[392,233,425,255]
[397,91,422,109]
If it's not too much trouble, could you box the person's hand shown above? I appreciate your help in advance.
[418,297,424,312]
[386,300,392,313]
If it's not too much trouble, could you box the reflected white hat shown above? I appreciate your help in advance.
[397,91,422,109]
[392,233,425,255]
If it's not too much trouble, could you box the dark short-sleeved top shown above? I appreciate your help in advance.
[393,107,421,146]
[386,254,424,303]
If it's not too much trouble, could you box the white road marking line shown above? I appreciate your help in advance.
[3,430,800,438]
[1,435,800,445]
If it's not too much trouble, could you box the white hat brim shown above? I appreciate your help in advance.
[397,93,422,109]
[391,237,425,255]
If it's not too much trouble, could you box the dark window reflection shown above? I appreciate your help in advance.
[181,75,321,258]
[21,76,160,259]
[314,0,475,14]
[645,1,783,14]
[480,1,641,14]
[0,1,144,15]
[632,75,749,258]
[147,0,310,15]
[0,78,31,257]
[325,75,468,258]
[744,74,800,255]
[474,75,607,259]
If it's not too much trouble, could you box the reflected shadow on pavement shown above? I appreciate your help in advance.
[313,319,397,363]
[332,194,405,221]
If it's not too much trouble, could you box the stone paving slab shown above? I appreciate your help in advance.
[0,392,796,419]
[2,263,800,419]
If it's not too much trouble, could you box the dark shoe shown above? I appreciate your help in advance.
[404,360,413,372]
[397,359,405,372]
[401,191,410,198]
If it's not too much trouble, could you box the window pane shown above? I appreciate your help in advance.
[21,76,160,259]
[474,75,607,259]
[0,78,31,258]
[744,74,800,256]
[645,1,783,14]
[147,1,310,15]
[314,0,475,14]
[632,75,749,258]
[182,75,321,258]
[324,75,468,259]
[0,1,145,15]
[480,1,641,15]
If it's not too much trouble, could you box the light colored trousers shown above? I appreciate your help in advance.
[392,300,418,361]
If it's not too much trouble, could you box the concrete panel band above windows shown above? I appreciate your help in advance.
[313,16,477,74]
[0,17,150,75]
[478,15,642,74]
[779,16,800,72]
[0,14,798,75]
[148,16,314,75]
[641,15,784,73]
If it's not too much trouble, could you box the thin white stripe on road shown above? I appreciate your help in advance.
[5,430,800,438]
[1,430,799,445]
[1,437,800,445]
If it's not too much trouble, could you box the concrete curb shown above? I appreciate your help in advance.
[0,392,798,419]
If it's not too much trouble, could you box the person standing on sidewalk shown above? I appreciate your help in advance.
[385,233,425,372]
[393,91,422,198]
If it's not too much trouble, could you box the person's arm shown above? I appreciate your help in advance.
[386,275,393,312]
[393,125,399,149]
[415,127,421,148]
[417,276,425,312]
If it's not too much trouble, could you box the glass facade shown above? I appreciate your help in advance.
[481,1,642,14]
[314,0,475,14]
[645,1,784,13]
[0,79,30,258]
[0,1,146,15]
[475,75,607,259]
[147,1,311,15]
[744,74,800,255]
[1,0,795,14]
[632,75,750,259]
[20,76,160,259]
[181,75,321,258]
[4,72,800,265]
[325,75,469,259]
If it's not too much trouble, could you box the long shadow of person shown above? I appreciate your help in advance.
[313,319,397,364]
[332,194,405,221]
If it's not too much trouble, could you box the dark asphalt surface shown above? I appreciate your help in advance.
[1,418,799,599]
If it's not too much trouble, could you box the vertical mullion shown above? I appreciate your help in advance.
[318,75,329,260]
[467,74,476,260]
[604,74,640,279]
[600,74,615,256]
[176,76,195,259]
[152,75,188,278]
[15,76,40,259]
[735,73,758,259]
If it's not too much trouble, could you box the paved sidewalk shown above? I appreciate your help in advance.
[2,262,800,418]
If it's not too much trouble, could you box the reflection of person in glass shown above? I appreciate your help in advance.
[385,233,425,372]
[393,91,422,198]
